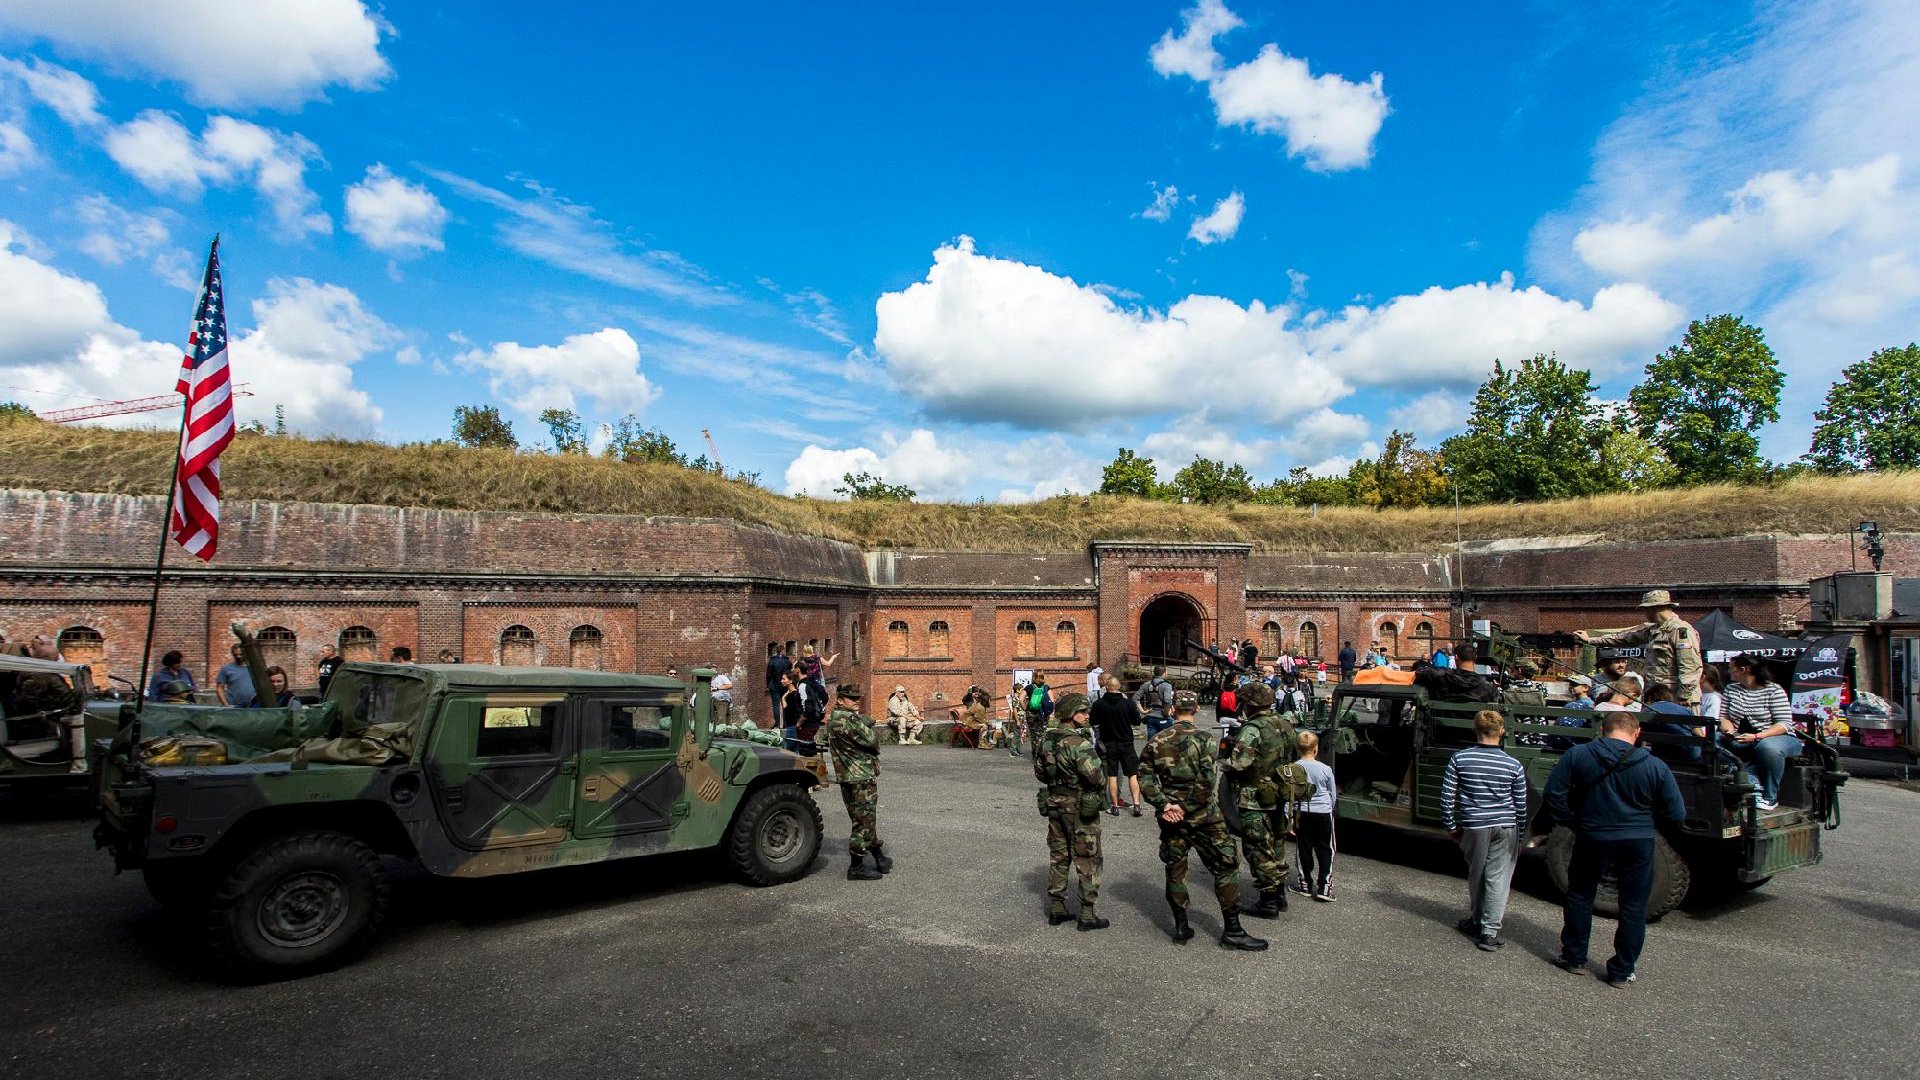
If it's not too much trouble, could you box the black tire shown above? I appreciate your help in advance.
[205,830,387,977]
[143,862,213,911]
[725,784,822,886]
[1543,826,1692,921]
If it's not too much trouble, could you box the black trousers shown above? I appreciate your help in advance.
[1295,811,1334,892]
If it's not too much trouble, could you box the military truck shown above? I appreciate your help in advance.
[1317,684,1846,918]
[0,652,113,792]
[93,664,827,976]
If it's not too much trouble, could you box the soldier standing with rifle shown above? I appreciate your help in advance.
[1034,693,1109,930]
[1138,690,1268,951]
[826,684,893,882]
[1222,681,1297,919]
[1573,590,1704,707]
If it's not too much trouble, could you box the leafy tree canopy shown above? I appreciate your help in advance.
[835,470,916,501]
[1348,430,1448,508]
[1441,354,1610,503]
[1170,457,1255,504]
[1807,344,1920,472]
[540,407,588,454]
[1098,447,1160,498]
[1628,314,1782,483]
[604,416,685,465]
[452,404,517,450]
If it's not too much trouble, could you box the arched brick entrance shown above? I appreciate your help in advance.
[1138,592,1206,665]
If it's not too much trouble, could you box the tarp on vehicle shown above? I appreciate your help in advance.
[1694,610,1813,664]
[89,701,337,761]
[1353,667,1417,686]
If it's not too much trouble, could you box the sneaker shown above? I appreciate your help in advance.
[1106,805,1121,816]
[1131,804,1143,818]
[1547,955,1588,975]
[1312,890,1335,903]
[1604,971,1637,988]
[1455,918,1479,938]
[1475,934,1503,952]
[1755,798,1779,811]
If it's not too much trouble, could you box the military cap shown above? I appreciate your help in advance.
[836,683,863,701]
[1637,589,1675,608]
[1172,689,1200,711]
[1056,692,1090,717]
[1239,681,1276,711]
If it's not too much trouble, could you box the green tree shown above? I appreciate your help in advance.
[452,404,518,450]
[1169,457,1255,504]
[1598,421,1677,491]
[835,470,915,501]
[1629,314,1783,483]
[1440,355,1611,502]
[0,401,36,423]
[540,408,589,454]
[1254,466,1356,507]
[1347,430,1448,508]
[603,416,684,465]
[1099,447,1162,498]
[1807,344,1920,472]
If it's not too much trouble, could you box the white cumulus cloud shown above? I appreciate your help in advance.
[455,328,660,418]
[1151,0,1389,172]
[0,54,103,126]
[1140,182,1182,222]
[0,119,31,174]
[103,111,331,239]
[0,0,390,109]
[1188,191,1245,244]
[234,278,394,434]
[345,164,448,255]
[783,429,1097,503]
[73,195,194,288]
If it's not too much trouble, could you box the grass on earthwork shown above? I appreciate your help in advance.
[3,418,1917,553]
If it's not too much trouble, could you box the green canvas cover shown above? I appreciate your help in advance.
[245,721,413,765]
[94,702,338,760]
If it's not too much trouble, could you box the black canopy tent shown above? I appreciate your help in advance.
[1693,610,1812,664]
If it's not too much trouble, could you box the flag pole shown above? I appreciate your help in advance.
[130,234,218,747]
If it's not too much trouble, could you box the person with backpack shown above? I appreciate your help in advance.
[1543,709,1685,988]
[1136,666,1174,738]
[1027,674,1054,725]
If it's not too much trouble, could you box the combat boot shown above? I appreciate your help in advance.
[847,853,883,881]
[1076,908,1110,932]
[1170,907,1195,944]
[1218,910,1269,951]
[1243,889,1282,919]
[1048,898,1073,926]
[870,845,894,875]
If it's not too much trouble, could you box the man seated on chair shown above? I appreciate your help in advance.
[949,688,990,748]
[886,685,925,744]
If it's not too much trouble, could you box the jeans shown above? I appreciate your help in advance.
[1144,715,1172,738]
[1742,734,1803,802]
[1459,826,1519,935]
[1560,835,1654,980]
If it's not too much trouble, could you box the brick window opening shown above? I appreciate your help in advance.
[58,626,104,673]
[1378,621,1398,658]
[1300,622,1320,661]
[1413,621,1436,658]
[1015,620,1037,657]
[256,625,297,675]
[886,620,909,658]
[1054,620,1077,658]
[569,625,604,670]
[1260,621,1282,658]
[849,622,860,663]
[501,624,537,666]
[928,621,950,658]
[785,640,797,659]
[339,625,378,662]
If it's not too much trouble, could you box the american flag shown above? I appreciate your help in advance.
[170,238,235,559]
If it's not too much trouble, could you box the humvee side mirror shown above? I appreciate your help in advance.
[690,668,717,753]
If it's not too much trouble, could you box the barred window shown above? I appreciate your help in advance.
[501,624,537,666]
[886,621,909,658]
[1260,621,1281,657]
[1054,621,1077,657]
[339,626,378,662]
[569,625,604,670]
[1299,622,1320,661]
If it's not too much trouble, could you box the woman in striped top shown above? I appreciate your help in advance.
[1719,653,1800,810]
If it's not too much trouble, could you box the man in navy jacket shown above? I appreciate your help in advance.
[1543,709,1685,987]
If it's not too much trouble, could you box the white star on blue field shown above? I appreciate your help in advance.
[0,1,1914,501]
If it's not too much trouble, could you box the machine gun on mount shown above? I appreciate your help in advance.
[1183,638,1250,703]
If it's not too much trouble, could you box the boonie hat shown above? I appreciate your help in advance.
[893,684,907,693]
[1239,682,1276,711]
[1637,589,1675,608]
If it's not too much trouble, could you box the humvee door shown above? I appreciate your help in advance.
[427,693,577,849]
[572,694,687,838]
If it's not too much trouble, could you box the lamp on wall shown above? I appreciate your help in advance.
[1857,521,1885,572]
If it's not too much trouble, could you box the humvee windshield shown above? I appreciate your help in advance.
[324,668,430,733]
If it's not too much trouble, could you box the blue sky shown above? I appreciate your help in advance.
[1,1,1915,501]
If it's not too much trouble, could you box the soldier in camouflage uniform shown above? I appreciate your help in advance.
[826,684,893,881]
[1033,693,1110,930]
[1223,681,1298,918]
[1575,589,1704,707]
[1138,691,1268,951]
[1022,683,1053,759]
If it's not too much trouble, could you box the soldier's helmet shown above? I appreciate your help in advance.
[836,683,863,701]
[1172,689,1200,712]
[1239,681,1276,711]
[1056,692,1090,718]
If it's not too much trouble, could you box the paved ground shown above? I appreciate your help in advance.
[3,733,1917,1080]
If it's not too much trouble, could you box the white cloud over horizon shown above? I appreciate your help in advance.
[0,54,103,126]
[103,111,331,239]
[455,327,661,419]
[0,0,390,109]
[1151,0,1389,172]
[345,164,449,255]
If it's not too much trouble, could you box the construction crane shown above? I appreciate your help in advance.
[43,384,254,424]
[701,428,724,472]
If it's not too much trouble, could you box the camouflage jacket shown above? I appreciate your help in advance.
[826,707,880,784]
[1586,613,1703,705]
[1138,720,1220,820]
[1035,725,1105,795]
[1222,709,1298,809]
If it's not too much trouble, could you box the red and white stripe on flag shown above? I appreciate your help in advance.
[170,238,234,560]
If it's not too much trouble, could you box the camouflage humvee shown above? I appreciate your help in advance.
[93,663,827,977]
[0,652,111,792]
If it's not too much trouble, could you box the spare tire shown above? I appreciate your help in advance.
[1543,826,1691,921]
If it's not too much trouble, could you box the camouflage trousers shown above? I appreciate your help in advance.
[1045,804,1102,908]
[1234,806,1288,893]
[840,780,879,855]
[1158,813,1241,913]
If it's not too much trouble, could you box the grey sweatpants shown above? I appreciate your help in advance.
[1459,826,1519,935]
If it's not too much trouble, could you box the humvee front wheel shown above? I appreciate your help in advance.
[206,830,388,977]
[726,785,822,886]
[1543,827,1691,921]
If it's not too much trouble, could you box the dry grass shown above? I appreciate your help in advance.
[4,419,1915,552]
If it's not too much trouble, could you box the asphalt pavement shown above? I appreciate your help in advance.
[2,731,1916,1080]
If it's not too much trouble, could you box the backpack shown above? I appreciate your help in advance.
[802,689,826,723]
[1028,683,1048,711]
